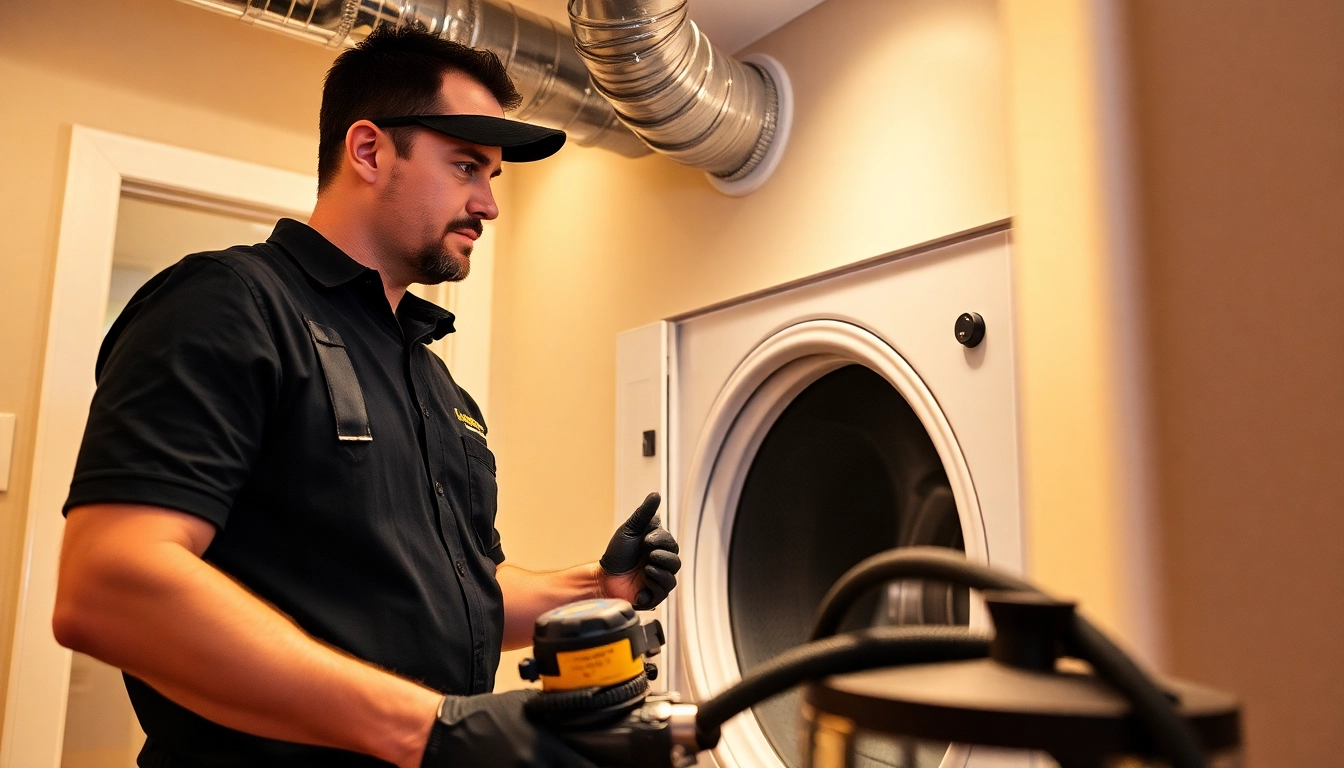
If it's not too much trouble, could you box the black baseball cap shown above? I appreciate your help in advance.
[371,114,566,162]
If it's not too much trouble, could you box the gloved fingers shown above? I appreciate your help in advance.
[634,588,654,610]
[634,586,670,611]
[601,493,662,575]
[424,689,599,768]
[643,563,677,593]
[646,548,681,575]
[536,731,600,768]
[642,526,679,555]
[645,513,662,532]
[619,493,661,536]
[634,576,670,610]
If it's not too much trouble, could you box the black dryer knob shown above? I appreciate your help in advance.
[955,312,986,348]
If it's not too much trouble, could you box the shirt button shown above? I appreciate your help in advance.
[422,405,431,418]
[455,560,467,577]
[434,481,444,496]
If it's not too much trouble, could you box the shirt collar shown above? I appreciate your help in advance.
[268,218,368,288]
[398,291,457,344]
[268,218,457,343]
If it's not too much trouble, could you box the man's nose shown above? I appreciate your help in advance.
[468,183,499,221]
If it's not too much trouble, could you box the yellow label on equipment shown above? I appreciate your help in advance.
[543,638,644,691]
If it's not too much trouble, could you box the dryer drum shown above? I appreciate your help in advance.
[728,364,970,768]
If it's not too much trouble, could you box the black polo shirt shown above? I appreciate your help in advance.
[65,219,505,767]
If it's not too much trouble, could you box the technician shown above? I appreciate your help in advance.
[51,27,679,768]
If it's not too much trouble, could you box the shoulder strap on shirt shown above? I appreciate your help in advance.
[306,319,373,442]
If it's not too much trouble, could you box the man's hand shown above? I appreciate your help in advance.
[420,690,595,768]
[497,494,680,645]
[599,493,681,610]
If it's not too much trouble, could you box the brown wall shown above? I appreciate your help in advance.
[1127,1,1344,764]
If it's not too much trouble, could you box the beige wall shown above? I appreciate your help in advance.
[998,0,1174,659]
[0,0,336,729]
[1127,1,1344,764]
[487,0,1009,566]
[485,0,1012,683]
[999,0,1139,648]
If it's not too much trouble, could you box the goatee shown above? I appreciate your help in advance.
[416,216,482,284]
[417,243,470,284]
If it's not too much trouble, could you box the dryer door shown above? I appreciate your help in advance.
[679,320,992,768]
[731,363,968,768]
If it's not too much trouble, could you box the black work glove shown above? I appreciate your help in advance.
[421,690,596,768]
[600,492,681,610]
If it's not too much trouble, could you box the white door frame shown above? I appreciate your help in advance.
[2,126,315,767]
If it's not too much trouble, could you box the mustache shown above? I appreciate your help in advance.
[446,217,484,237]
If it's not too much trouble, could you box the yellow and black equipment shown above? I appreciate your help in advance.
[519,599,698,767]
[520,599,662,694]
[518,550,1241,768]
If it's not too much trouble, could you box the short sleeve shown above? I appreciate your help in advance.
[64,255,282,528]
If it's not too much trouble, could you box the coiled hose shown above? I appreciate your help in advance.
[550,546,1211,768]
[805,547,1208,768]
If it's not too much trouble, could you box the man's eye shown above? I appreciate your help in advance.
[455,162,477,177]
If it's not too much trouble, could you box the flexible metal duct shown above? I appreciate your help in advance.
[179,0,649,157]
[568,0,783,183]
[181,0,789,188]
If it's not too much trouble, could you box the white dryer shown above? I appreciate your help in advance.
[614,222,1024,768]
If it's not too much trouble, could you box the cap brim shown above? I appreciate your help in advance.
[396,114,566,162]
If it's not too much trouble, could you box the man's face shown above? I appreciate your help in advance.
[378,70,504,285]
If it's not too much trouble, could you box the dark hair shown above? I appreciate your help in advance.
[317,26,522,190]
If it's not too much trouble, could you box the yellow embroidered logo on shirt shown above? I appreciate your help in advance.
[455,408,486,438]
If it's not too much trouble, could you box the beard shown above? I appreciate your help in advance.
[381,166,482,285]
[415,241,469,284]
[413,215,482,284]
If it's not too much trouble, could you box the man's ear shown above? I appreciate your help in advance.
[345,120,385,185]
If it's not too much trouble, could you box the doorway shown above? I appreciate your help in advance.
[0,126,314,767]
[60,195,283,768]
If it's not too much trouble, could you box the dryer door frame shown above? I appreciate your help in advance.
[679,319,989,768]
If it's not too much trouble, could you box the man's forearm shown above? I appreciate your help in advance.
[54,505,441,768]
[496,562,605,650]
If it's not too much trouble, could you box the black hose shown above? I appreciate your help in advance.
[810,547,1035,641]
[807,547,1207,768]
[693,626,990,750]
[1068,619,1206,767]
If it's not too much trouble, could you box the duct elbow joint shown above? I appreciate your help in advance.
[706,54,793,196]
[569,1,794,195]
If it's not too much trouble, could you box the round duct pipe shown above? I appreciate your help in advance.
[568,0,793,195]
[179,0,791,192]
[179,0,648,157]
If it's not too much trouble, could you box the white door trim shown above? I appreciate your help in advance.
[1,126,316,768]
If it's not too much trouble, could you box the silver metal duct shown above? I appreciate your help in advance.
[179,0,650,157]
[568,0,783,182]
[181,0,790,189]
